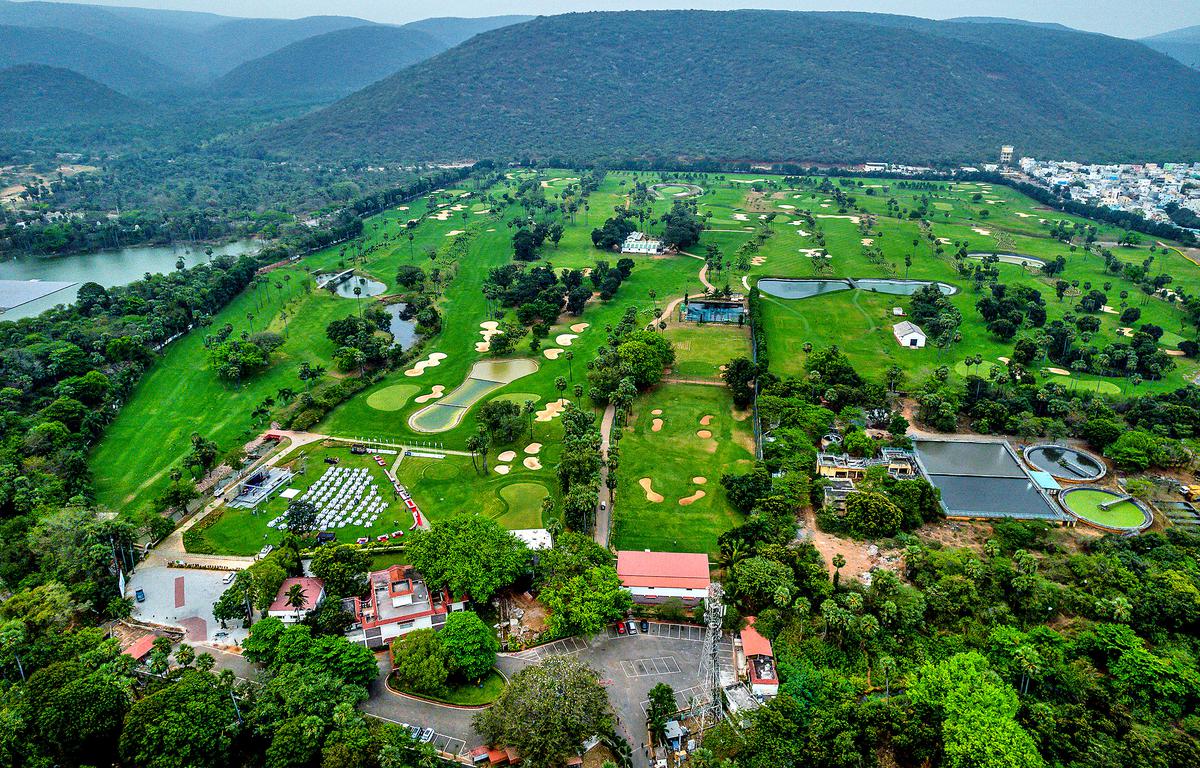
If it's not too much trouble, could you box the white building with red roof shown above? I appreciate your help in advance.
[343,565,468,649]
[736,616,779,696]
[268,577,326,624]
[616,550,710,605]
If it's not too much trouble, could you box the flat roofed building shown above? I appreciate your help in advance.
[616,550,709,605]
[621,231,664,254]
[344,565,468,648]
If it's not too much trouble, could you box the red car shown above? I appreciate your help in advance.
[616,622,626,635]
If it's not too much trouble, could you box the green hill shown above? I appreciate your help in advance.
[0,24,181,94]
[1143,25,1200,69]
[0,64,141,130]
[214,24,448,101]
[0,1,371,81]
[400,15,534,46]
[258,10,1200,165]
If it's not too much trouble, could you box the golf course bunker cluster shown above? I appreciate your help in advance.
[1059,487,1153,533]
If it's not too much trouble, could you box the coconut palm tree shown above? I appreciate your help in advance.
[284,583,308,622]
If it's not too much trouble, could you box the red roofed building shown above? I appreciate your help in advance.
[268,577,326,623]
[122,633,158,664]
[616,550,710,605]
[736,616,779,696]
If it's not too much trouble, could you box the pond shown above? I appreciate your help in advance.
[757,278,957,300]
[0,238,260,320]
[331,276,387,299]
[408,358,539,433]
[385,304,417,349]
[966,252,1046,270]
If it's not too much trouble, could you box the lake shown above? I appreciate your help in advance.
[0,239,260,320]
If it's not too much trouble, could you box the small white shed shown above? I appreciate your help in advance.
[893,321,926,348]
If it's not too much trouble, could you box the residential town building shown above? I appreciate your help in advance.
[343,565,468,648]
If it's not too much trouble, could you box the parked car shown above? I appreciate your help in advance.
[600,501,607,511]
[222,572,236,585]
[315,531,336,545]
[626,620,638,635]
[640,619,650,633]
[134,589,145,603]
[420,728,435,743]
[616,622,626,635]
[356,537,369,545]
[324,456,340,465]
[407,725,421,741]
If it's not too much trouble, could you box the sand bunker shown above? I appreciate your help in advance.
[570,323,590,333]
[679,490,707,506]
[1100,305,1118,314]
[820,203,831,208]
[639,478,664,503]
[555,333,578,346]
[692,476,708,485]
[1046,367,1072,376]
[474,209,491,215]
[651,409,663,415]
[696,429,713,439]
[524,443,542,454]
[414,385,446,403]
[1118,327,1134,337]
[700,415,713,426]
[1014,212,1032,218]
[404,352,447,377]
[793,228,812,237]
[779,204,795,209]
[476,342,491,352]
[751,256,767,265]
[535,398,570,422]
[861,238,874,246]
[937,237,952,244]
[799,249,826,258]
[446,230,464,237]
[651,418,664,432]
[497,450,517,463]
[1166,349,1186,356]
[494,465,511,475]
[972,228,992,236]
[732,213,749,221]
[396,206,409,211]
[816,214,862,224]
[523,456,542,470]
[997,356,1010,364]
[543,348,563,360]
[731,178,766,183]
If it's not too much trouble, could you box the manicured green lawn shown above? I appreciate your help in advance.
[391,669,505,706]
[392,452,559,530]
[192,442,412,555]
[665,323,751,380]
[613,382,754,556]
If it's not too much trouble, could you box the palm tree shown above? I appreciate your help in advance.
[284,583,308,622]
[353,285,363,316]
[475,428,492,473]
[554,376,568,399]
[564,350,575,380]
[522,400,536,441]
[832,553,846,589]
[465,433,482,474]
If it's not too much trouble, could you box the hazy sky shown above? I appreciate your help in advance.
[48,0,1200,38]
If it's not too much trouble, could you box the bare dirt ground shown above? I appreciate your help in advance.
[803,509,902,584]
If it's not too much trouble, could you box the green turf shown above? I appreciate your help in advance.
[366,384,420,411]
[392,452,558,531]
[192,442,412,555]
[391,669,505,706]
[665,323,751,380]
[613,382,754,556]
[497,483,549,528]
[1062,489,1148,528]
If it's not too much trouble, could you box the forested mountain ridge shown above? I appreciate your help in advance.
[0,64,141,129]
[1143,25,1200,69]
[213,25,449,101]
[0,24,182,94]
[257,10,1200,165]
[399,14,535,47]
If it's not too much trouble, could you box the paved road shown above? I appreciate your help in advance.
[594,404,617,547]
[360,622,727,768]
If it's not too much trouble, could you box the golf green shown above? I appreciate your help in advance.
[366,384,420,411]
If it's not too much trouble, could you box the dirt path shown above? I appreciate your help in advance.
[802,509,894,584]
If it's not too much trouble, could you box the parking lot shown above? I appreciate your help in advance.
[363,622,727,768]
[128,564,247,644]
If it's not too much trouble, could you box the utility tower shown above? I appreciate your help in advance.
[697,582,726,729]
